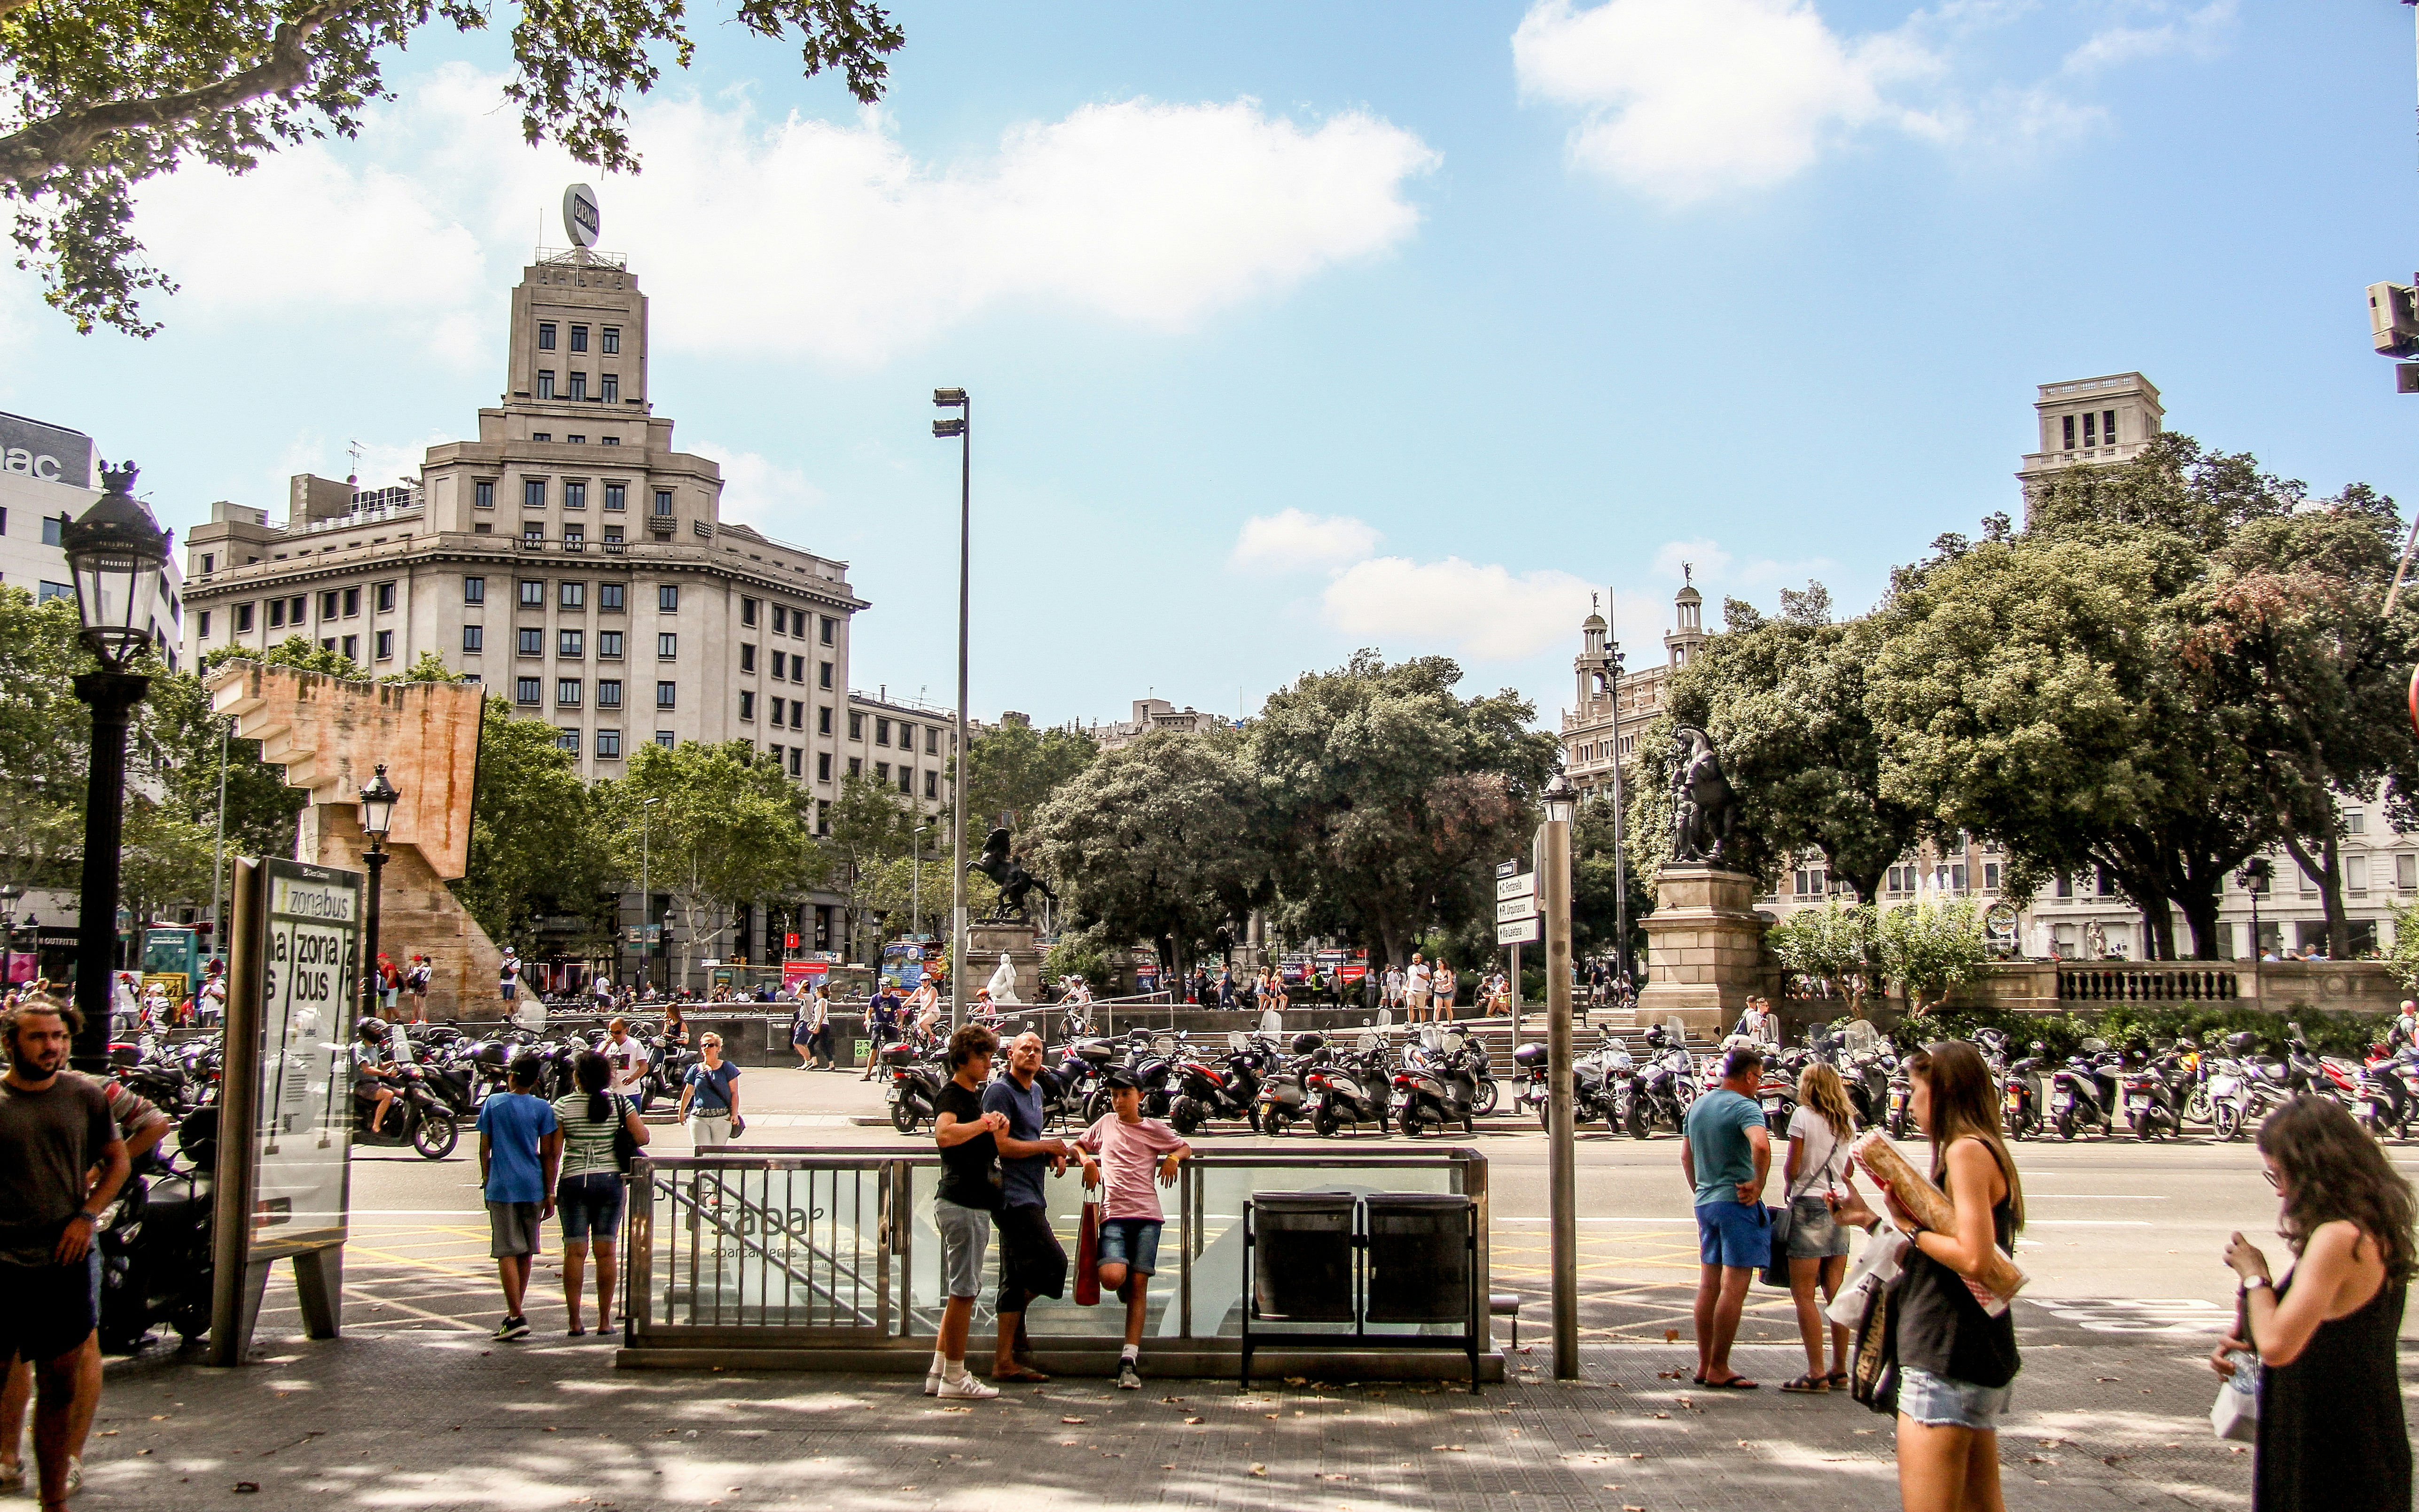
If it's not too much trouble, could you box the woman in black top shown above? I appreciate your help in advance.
[1833,1040,2024,1512]
[2212,1094,2414,1512]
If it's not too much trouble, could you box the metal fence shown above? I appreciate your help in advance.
[622,1145,1490,1374]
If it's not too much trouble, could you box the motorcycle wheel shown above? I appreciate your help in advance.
[2212,1104,2241,1143]
[1473,1078,1500,1117]
[2057,1109,2077,1141]
[1396,1106,1422,1138]
[1246,1106,1265,1135]
[1537,1103,1553,1133]
[890,1102,921,1135]
[412,1111,460,1161]
[2135,1111,2156,1142]
[1084,1089,1116,1125]
[1312,1107,1340,1138]
[1171,1098,1205,1138]
[2003,1106,2024,1140]
[1888,1110,1909,1140]
[1628,1102,1652,1140]
[2185,1088,2212,1126]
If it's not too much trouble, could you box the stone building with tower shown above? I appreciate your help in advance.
[1560,575,1709,809]
[178,226,951,979]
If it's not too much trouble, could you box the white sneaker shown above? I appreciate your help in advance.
[936,1374,999,1401]
[922,1368,941,1397]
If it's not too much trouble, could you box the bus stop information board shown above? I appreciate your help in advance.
[252,860,357,1254]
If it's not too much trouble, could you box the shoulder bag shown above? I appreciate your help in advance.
[610,1094,640,1175]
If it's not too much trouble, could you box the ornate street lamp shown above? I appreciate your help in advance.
[0,882,22,998]
[63,461,171,1070]
[358,764,399,1020]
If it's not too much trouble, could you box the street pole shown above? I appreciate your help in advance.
[934,389,972,1031]
[208,716,229,968]
[72,670,148,1070]
[1541,790,1579,1380]
[1607,596,1631,995]
[638,811,650,995]
[360,838,387,1020]
[1508,942,1521,1049]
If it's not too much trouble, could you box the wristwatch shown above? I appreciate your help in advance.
[2241,1275,2272,1293]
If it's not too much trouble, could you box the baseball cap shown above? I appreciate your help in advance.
[1102,1068,1138,1091]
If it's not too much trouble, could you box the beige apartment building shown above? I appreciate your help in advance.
[180,242,950,968]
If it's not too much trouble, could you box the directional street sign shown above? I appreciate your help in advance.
[1497,916,1542,945]
[1497,895,1542,924]
[1497,873,1536,903]
[1496,858,1521,880]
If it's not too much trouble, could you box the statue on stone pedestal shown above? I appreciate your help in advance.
[985,953,1022,1005]
[1669,725,1741,865]
[968,827,1059,922]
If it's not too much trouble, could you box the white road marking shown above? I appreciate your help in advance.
[2026,1297,2229,1334]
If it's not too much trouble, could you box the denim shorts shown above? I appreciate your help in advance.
[1786,1195,1849,1259]
[1695,1199,1767,1269]
[1097,1217,1163,1277]
[935,1199,992,1300]
[1898,1364,2013,1429]
[556,1172,624,1244]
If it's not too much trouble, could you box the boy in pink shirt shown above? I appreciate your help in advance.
[1074,1069,1192,1389]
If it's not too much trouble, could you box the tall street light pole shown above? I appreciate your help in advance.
[0,883,22,995]
[357,765,398,1021]
[933,388,970,1029]
[913,821,927,939]
[1539,770,1580,1380]
[62,462,170,1072]
[1605,597,1631,994]
[207,716,230,969]
[638,796,660,994]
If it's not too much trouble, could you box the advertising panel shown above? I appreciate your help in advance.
[251,859,358,1258]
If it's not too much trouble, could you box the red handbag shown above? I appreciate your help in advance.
[1074,1198,1101,1306]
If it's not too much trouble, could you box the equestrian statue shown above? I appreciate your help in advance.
[1668,725,1741,865]
[967,827,1059,922]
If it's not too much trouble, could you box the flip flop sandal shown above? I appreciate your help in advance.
[1704,1376,1761,1389]
[992,1365,1051,1382]
[1779,1374,1829,1393]
[1826,1371,1850,1389]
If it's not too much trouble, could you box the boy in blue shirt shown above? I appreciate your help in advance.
[1680,1045,1771,1388]
[476,1054,560,1340]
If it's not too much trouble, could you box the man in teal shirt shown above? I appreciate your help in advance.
[1680,1045,1771,1388]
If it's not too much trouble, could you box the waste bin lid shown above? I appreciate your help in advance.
[1254,1189,1356,1209]
[1364,1192,1472,1213]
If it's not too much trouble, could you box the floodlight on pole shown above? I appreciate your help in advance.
[932,386,972,1029]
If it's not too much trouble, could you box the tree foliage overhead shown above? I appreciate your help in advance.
[592,738,819,975]
[454,695,616,954]
[964,718,1094,833]
[4,0,904,335]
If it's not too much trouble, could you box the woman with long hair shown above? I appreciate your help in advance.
[1779,1061,1863,1392]
[1833,1040,2023,1512]
[552,1051,648,1335]
[2211,1094,2413,1512]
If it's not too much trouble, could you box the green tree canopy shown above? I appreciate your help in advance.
[964,719,1095,833]
[455,696,615,955]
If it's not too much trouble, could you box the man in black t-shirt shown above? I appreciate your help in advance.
[928,1023,1005,1401]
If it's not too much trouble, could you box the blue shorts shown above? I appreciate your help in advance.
[1696,1199,1768,1269]
[1097,1217,1163,1277]
[1898,1365,2013,1429]
[556,1172,625,1243]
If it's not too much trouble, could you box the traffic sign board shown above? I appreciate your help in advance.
[1497,916,1542,945]
[1496,896,1539,925]
[1497,873,1536,902]
[1496,858,1521,879]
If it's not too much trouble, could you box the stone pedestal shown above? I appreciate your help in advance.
[1637,866,1770,1037]
[967,920,1044,1005]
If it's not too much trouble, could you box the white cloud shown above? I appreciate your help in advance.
[2062,1,2235,75]
[132,66,1437,365]
[694,443,826,518]
[1230,508,1382,572]
[1321,555,1596,662]
[1512,0,1943,202]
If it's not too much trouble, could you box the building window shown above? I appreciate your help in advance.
[653,489,673,517]
[557,678,582,707]
[820,615,835,645]
[848,711,863,740]
[515,677,541,705]
[773,606,788,635]
[375,581,396,612]
[603,527,623,547]
[655,731,675,750]
[658,584,679,612]
[463,625,484,654]
[597,729,622,759]
[2346,810,2368,836]
[598,679,622,708]
[770,701,787,728]
[518,628,543,655]
[235,603,255,632]
[925,770,937,799]
[199,553,214,575]
[788,748,803,778]
[1793,866,1827,899]
[320,638,336,652]
[523,522,545,547]
[2083,411,2097,446]
[564,481,586,510]
[601,326,620,354]
[1983,861,2001,892]
[523,478,546,509]
[601,374,618,402]
[2054,873,2073,898]
[559,581,585,609]
[927,727,940,755]
[740,643,757,673]
[740,691,756,721]
[532,433,550,443]
[819,661,833,689]
[817,752,832,782]
[2399,854,2417,892]
[2102,409,2116,444]
[198,610,211,639]
[268,599,287,629]
[819,706,833,736]
[899,767,913,795]
[538,321,556,351]
[559,629,584,657]
[657,632,676,660]
[342,586,360,617]
[519,579,544,607]
[817,802,830,836]
[475,480,495,510]
[289,595,306,622]
[599,583,624,611]
[375,630,393,660]
[570,324,588,353]
[875,718,891,747]
[319,590,338,620]
[742,597,759,627]
[599,631,624,659]
[2349,855,2371,895]
[848,756,861,778]
[656,681,676,709]
[537,372,555,400]
[604,483,625,512]
[782,698,796,726]
[874,761,889,783]
[557,729,581,755]
[567,372,587,401]
[2061,414,2075,449]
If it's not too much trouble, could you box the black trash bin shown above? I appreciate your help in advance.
[1249,1192,1356,1322]
[1363,1192,1475,1325]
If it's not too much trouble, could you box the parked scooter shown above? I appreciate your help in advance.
[882,1041,947,1134]
[2001,1041,2049,1140]
[2050,1038,2123,1141]
[1391,1028,1480,1137]
[1167,1032,1275,1136]
[1252,1032,1324,1135]
[1308,1031,1393,1137]
[1626,1023,1697,1139]
[98,1107,220,1354]
[2122,1040,2194,1142]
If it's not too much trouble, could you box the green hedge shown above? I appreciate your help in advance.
[1894,1003,2391,1060]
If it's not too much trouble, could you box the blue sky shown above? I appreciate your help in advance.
[14,1,2419,729]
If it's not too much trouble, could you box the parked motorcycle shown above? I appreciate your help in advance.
[2001,1041,2049,1140]
[1308,1032,1393,1136]
[2122,1041,2193,1142]
[1252,1032,1324,1135]
[1392,1029,1481,1137]
[1167,1032,1275,1136]
[97,1107,219,1354]
[1626,1024,1697,1139]
[882,1042,947,1134]
[2050,1038,2123,1141]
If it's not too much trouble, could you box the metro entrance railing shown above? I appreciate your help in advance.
[619,1145,1496,1380]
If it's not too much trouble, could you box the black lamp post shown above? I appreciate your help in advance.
[63,461,171,1072]
[358,764,398,1021]
[0,883,22,997]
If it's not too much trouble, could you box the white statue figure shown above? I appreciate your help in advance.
[986,952,1021,1005]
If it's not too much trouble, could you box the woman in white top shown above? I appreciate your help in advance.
[1779,1061,1863,1392]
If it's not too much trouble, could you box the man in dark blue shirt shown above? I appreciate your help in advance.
[981,1029,1072,1381]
